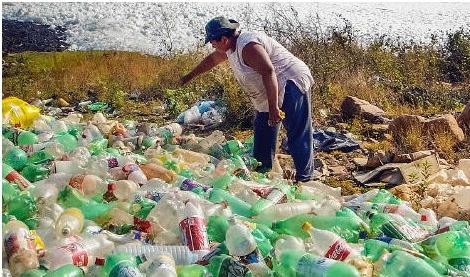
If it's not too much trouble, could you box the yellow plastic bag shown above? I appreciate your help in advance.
[2,96,41,128]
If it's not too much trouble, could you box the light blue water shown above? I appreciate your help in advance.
[2,2,469,55]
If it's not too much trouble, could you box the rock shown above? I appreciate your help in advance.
[424,114,465,142]
[328,165,348,176]
[365,150,392,169]
[457,101,470,134]
[388,114,465,146]
[340,96,388,123]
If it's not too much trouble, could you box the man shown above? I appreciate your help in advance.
[180,16,314,183]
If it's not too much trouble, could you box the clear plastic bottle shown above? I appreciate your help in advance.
[225,217,257,257]
[112,180,139,201]
[3,220,40,276]
[274,235,306,259]
[55,207,85,238]
[302,222,359,262]
[274,250,360,277]
[379,250,441,277]
[178,200,209,251]
[139,163,177,183]
[142,254,177,277]
[113,244,204,265]
[42,235,114,270]
[254,200,324,225]
[195,130,225,154]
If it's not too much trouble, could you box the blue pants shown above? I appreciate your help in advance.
[253,80,313,182]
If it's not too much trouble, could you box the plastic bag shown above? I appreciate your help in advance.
[2,97,41,128]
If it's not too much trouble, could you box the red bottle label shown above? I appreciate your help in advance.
[325,240,351,261]
[251,185,273,198]
[179,216,209,251]
[58,241,89,266]
[5,171,30,189]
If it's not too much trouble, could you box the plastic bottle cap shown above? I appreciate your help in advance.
[301,222,313,231]
[108,183,117,191]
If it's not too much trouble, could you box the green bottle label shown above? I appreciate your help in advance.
[109,263,143,277]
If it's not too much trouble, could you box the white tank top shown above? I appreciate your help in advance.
[226,31,314,112]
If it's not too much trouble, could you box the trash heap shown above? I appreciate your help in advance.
[2,97,470,277]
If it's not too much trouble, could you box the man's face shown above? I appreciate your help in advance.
[210,36,228,53]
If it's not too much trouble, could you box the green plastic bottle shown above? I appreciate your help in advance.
[20,268,47,277]
[208,173,235,190]
[207,215,231,243]
[5,190,38,229]
[208,188,253,217]
[176,264,209,277]
[206,254,250,277]
[420,231,470,266]
[272,214,364,243]
[102,253,143,277]
[3,146,28,170]
[368,212,429,242]
[17,130,38,146]
[3,178,20,203]
[55,133,78,152]
[43,264,85,277]
[21,164,50,182]
[27,150,54,165]
[379,250,441,277]
[3,162,32,190]
[274,250,360,277]
[57,186,112,220]
[251,180,292,216]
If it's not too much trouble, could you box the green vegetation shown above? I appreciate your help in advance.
[3,9,470,157]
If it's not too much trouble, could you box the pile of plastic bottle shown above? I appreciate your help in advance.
[2,108,470,277]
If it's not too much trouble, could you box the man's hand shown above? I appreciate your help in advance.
[268,109,285,127]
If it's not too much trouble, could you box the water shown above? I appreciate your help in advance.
[2,2,469,56]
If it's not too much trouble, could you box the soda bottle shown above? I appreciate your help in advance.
[139,162,177,183]
[368,212,429,242]
[54,208,85,238]
[3,146,28,170]
[195,130,225,154]
[5,190,38,229]
[208,188,253,218]
[42,235,114,270]
[378,250,441,277]
[3,162,32,190]
[273,235,305,259]
[175,175,211,193]
[302,222,359,262]
[207,215,230,243]
[110,180,139,202]
[273,250,360,277]
[176,264,209,277]
[57,186,112,220]
[101,252,143,277]
[27,149,54,166]
[113,244,205,265]
[179,200,210,251]
[251,180,292,215]
[272,214,366,243]
[3,220,40,276]
[254,200,335,226]
[141,254,177,277]
[420,231,470,265]
[43,264,85,277]
[17,130,39,151]
[206,254,250,277]
[172,147,211,165]
[21,164,50,182]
